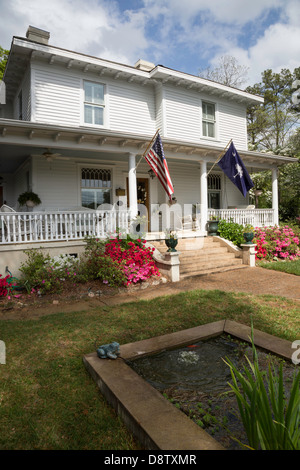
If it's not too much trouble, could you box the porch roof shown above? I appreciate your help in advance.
[0,118,296,174]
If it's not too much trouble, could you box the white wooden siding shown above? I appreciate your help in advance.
[164,86,201,143]
[218,102,248,150]
[108,81,156,135]
[33,66,81,126]
[13,66,31,121]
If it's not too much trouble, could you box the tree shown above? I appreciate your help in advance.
[246,68,300,154]
[199,55,249,89]
[0,47,9,80]
[246,68,300,220]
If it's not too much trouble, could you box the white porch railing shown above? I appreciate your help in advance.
[208,208,275,227]
[0,208,276,245]
[0,210,131,244]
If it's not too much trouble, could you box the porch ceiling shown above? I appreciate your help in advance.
[0,119,296,174]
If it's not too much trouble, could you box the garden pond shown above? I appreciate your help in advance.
[127,335,298,450]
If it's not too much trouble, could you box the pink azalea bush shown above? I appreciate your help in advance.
[0,274,10,297]
[254,225,300,261]
[104,236,160,285]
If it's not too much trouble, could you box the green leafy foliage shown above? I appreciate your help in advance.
[0,46,9,79]
[217,219,245,247]
[224,326,300,450]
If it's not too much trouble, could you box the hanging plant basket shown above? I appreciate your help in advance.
[18,191,42,207]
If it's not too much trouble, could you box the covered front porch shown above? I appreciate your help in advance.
[0,120,294,264]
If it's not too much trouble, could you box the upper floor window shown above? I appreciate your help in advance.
[84,81,105,126]
[202,101,215,138]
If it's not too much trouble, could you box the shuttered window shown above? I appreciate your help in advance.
[81,168,111,209]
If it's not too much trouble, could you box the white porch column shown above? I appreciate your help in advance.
[200,160,208,232]
[128,153,138,219]
[272,167,279,226]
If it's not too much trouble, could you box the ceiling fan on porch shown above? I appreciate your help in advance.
[42,148,62,162]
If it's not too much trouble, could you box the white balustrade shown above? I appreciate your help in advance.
[208,209,275,227]
[0,210,131,244]
[0,208,275,244]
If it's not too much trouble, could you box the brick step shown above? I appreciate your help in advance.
[180,256,243,272]
[151,237,219,253]
[180,263,247,279]
[180,252,237,268]
[178,246,229,257]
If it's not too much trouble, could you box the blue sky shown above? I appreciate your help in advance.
[1,0,299,87]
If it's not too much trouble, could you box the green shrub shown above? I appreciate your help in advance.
[217,219,245,247]
[77,237,127,287]
[19,250,79,294]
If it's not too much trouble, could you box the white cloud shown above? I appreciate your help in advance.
[247,22,300,84]
[0,0,153,65]
[0,0,298,86]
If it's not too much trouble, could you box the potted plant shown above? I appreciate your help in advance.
[164,229,178,252]
[243,224,255,244]
[18,191,42,208]
[207,215,219,236]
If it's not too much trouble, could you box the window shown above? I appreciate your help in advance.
[84,81,105,126]
[81,168,111,209]
[208,173,221,209]
[202,101,215,138]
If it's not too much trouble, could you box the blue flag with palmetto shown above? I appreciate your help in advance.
[217,141,254,197]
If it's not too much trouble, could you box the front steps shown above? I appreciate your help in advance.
[151,236,246,279]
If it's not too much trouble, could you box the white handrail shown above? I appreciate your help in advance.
[0,210,131,244]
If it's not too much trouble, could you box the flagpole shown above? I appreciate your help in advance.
[135,129,160,170]
[206,139,232,177]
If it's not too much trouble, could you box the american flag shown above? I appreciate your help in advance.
[145,133,174,199]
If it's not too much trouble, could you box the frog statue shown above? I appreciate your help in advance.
[97,341,120,360]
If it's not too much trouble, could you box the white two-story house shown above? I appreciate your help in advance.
[0,26,295,275]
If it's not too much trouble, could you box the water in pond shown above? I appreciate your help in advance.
[129,335,240,393]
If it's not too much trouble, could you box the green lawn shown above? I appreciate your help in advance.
[0,288,299,450]
[259,259,300,276]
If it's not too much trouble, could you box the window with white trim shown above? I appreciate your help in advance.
[84,81,105,126]
[202,101,215,138]
[208,173,221,208]
[81,168,111,209]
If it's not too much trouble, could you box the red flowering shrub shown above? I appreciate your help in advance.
[254,225,300,261]
[104,236,160,285]
[0,274,10,297]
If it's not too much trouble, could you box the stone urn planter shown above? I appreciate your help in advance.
[207,219,219,236]
[164,230,178,252]
[243,232,255,244]
[165,237,178,252]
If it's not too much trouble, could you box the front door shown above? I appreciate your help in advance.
[127,177,150,230]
